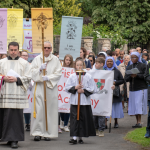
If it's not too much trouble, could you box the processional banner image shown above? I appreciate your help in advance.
[88,70,114,116]
[31,8,53,53]
[7,9,23,51]
[59,16,83,61]
[0,8,7,54]
[57,67,75,113]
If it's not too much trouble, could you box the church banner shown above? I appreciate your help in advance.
[88,70,114,116]
[58,67,75,113]
[31,8,53,53]
[7,9,23,51]
[0,8,7,54]
[22,18,39,63]
[59,16,83,61]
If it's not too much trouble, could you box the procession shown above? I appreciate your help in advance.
[0,2,150,150]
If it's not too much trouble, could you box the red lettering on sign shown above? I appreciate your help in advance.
[28,94,30,99]
[94,100,99,108]
[91,99,93,105]
[58,94,63,103]
[64,97,69,103]
[31,98,32,102]
[58,85,63,91]
[67,72,70,78]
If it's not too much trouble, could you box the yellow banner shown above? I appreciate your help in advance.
[31,8,53,53]
[7,9,23,51]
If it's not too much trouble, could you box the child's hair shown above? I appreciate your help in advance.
[106,50,112,56]
[80,47,87,58]
[95,57,105,65]
[89,51,96,57]
[63,54,74,68]
[74,57,86,70]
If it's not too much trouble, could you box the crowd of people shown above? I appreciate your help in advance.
[0,42,150,149]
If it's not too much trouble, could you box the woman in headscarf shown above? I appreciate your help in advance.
[104,57,124,128]
[125,52,148,128]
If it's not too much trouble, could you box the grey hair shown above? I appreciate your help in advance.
[123,54,130,60]
[44,41,52,48]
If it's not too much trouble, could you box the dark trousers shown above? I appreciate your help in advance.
[93,116,105,131]
[146,101,150,131]
[24,113,31,125]
[60,113,70,126]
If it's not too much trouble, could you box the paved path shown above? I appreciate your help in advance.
[0,107,149,150]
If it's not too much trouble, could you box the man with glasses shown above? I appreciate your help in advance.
[30,41,62,142]
[0,42,32,148]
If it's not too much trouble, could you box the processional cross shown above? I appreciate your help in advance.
[33,12,53,131]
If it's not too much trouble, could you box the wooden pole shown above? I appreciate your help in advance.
[41,13,48,131]
[77,72,81,120]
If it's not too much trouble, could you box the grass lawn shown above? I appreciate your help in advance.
[124,127,150,147]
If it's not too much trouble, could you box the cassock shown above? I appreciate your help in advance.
[0,56,32,142]
[65,72,97,137]
[30,53,62,138]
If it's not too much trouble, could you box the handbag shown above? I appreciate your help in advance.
[113,85,120,97]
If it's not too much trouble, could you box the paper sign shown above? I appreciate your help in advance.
[31,8,53,53]
[0,8,7,54]
[59,16,83,61]
[58,67,75,113]
[7,9,23,51]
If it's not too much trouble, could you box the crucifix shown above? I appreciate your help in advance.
[76,70,85,120]
[33,12,53,131]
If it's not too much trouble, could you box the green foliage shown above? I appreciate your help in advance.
[125,127,150,147]
[0,0,81,25]
[92,0,150,43]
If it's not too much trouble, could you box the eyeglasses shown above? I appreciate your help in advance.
[21,55,28,57]
[131,57,137,59]
[44,47,52,49]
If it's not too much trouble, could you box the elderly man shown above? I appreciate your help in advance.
[0,42,31,148]
[30,41,62,141]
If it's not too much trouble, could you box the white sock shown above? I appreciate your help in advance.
[73,136,77,140]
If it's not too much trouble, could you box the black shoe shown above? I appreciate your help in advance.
[25,124,30,131]
[105,125,107,129]
[11,141,18,149]
[114,124,119,128]
[78,139,84,144]
[69,139,77,144]
[132,123,142,128]
[34,136,41,141]
[44,137,51,141]
[7,141,12,145]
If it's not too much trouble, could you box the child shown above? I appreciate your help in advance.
[142,53,149,64]
[59,54,74,132]
[65,57,96,144]
[93,57,115,136]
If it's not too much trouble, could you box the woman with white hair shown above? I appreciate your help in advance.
[118,54,130,111]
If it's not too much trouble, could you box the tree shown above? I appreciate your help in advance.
[92,0,150,43]
[0,0,81,25]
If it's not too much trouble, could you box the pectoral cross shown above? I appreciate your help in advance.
[33,12,53,131]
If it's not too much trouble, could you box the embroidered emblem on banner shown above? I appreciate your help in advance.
[94,79,108,94]
[8,14,18,28]
[0,16,5,28]
[35,13,50,30]
[66,21,77,39]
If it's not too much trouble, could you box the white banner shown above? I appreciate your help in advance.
[88,70,114,116]
[23,89,33,113]
[58,67,75,113]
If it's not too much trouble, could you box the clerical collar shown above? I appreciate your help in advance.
[7,56,19,60]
